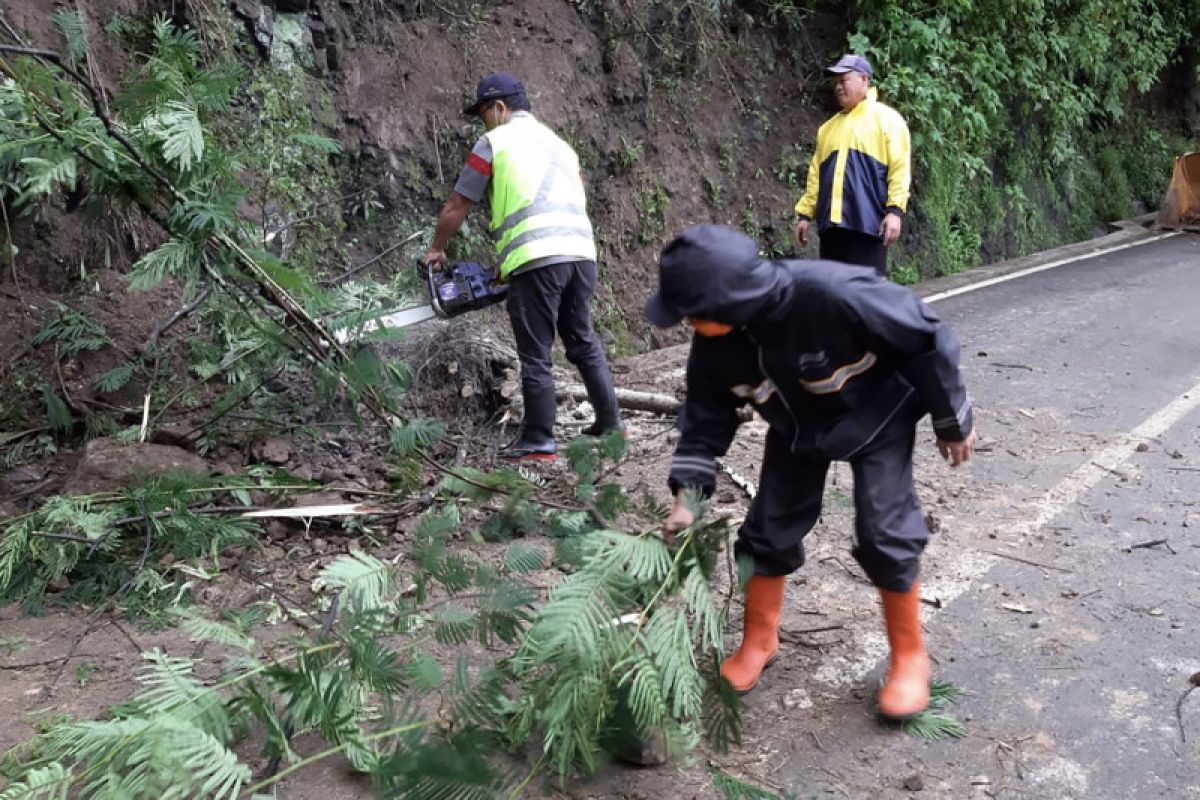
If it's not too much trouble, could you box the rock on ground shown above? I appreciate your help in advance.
[61,438,210,496]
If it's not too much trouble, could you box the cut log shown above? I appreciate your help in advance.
[558,385,681,415]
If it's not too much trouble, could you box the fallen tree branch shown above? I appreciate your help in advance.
[717,460,757,499]
[558,385,681,415]
[0,45,600,525]
[1177,672,1200,742]
[317,230,425,287]
[47,499,155,693]
[140,283,210,354]
[978,548,1074,574]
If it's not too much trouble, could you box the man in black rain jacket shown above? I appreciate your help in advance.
[646,224,975,719]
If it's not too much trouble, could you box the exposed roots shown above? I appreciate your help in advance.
[389,319,519,423]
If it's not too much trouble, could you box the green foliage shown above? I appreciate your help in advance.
[0,472,268,616]
[711,766,788,799]
[33,303,108,358]
[3,434,742,796]
[95,363,135,393]
[635,180,670,244]
[617,133,644,171]
[895,678,967,740]
[775,144,806,196]
[0,633,27,655]
[849,0,1196,276]
[51,8,89,64]
[41,388,73,433]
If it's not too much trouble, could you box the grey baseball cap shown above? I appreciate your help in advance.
[826,54,873,78]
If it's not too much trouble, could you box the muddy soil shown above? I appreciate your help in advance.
[0,336,976,799]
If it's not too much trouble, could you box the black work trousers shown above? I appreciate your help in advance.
[505,260,619,449]
[734,420,928,592]
[819,226,888,277]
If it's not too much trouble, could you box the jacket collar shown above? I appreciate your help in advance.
[843,86,878,116]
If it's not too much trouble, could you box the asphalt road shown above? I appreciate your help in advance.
[767,232,1200,799]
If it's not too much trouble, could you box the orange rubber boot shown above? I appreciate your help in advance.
[878,581,931,720]
[720,575,786,693]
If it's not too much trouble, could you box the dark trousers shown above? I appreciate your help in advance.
[819,226,888,277]
[734,421,928,592]
[505,260,619,448]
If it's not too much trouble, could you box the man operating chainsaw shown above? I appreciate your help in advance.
[646,224,975,720]
[423,73,621,461]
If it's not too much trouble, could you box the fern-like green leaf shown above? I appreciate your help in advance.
[702,655,742,753]
[176,609,255,653]
[645,607,702,720]
[683,567,723,652]
[503,540,545,575]
[432,605,474,645]
[293,132,342,153]
[615,651,668,731]
[525,569,616,665]
[95,362,135,393]
[902,710,967,740]
[128,239,198,291]
[404,652,443,692]
[313,550,391,612]
[928,678,964,708]
[389,418,445,456]
[587,529,672,585]
[50,8,88,63]
[0,761,71,800]
[710,766,783,800]
[48,713,250,798]
[18,155,77,200]
[144,99,204,171]
[133,649,231,741]
[42,387,73,432]
[411,505,459,570]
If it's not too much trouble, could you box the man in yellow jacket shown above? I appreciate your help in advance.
[424,73,621,460]
[794,55,911,277]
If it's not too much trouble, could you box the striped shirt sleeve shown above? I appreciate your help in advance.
[453,136,493,202]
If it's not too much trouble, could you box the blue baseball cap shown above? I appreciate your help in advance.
[826,54,873,78]
[464,72,526,115]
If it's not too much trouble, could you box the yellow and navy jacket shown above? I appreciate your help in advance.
[667,256,971,496]
[794,88,911,237]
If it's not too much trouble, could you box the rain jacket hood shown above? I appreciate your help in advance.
[644,224,787,328]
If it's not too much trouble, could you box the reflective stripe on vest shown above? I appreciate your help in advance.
[486,115,596,277]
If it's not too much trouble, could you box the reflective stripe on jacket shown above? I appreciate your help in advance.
[667,260,971,495]
[794,88,911,237]
[485,114,597,278]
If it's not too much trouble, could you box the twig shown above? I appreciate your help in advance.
[140,284,210,353]
[107,618,143,653]
[1176,673,1200,742]
[989,363,1035,371]
[0,196,19,305]
[431,118,444,184]
[28,531,103,544]
[316,231,424,287]
[978,549,1074,574]
[47,499,155,692]
[0,652,106,670]
[1128,538,1169,551]
[138,392,151,443]
[783,624,844,636]
[717,460,756,499]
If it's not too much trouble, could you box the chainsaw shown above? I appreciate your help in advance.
[333,260,508,343]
